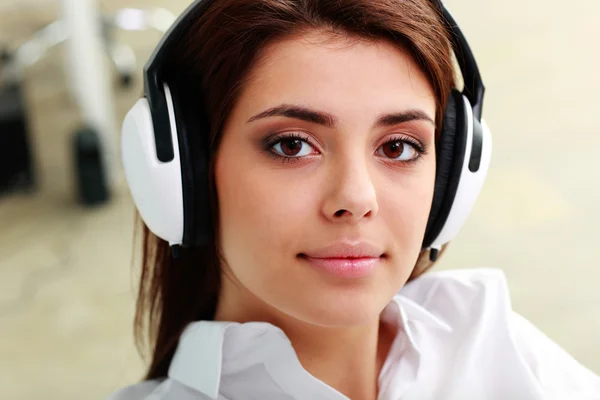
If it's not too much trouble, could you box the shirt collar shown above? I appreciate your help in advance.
[392,293,453,351]
[376,293,452,372]
[168,320,229,398]
[168,320,291,398]
[168,293,453,399]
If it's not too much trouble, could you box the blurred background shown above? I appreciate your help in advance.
[0,0,598,398]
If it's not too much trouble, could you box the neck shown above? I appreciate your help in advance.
[214,274,397,400]
[285,318,396,400]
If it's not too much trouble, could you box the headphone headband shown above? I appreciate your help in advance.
[437,4,485,120]
[143,0,217,163]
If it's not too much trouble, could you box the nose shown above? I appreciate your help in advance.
[321,155,379,224]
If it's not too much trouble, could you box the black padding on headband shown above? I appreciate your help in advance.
[438,6,485,120]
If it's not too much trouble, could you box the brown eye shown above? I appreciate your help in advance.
[377,140,419,161]
[383,141,405,158]
[271,135,315,157]
[280,139,303,156]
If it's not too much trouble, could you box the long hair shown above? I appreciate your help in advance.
[133,0,456,380]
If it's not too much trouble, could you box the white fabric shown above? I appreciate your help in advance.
[107,268,600,400]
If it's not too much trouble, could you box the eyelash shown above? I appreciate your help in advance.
[263,132,427,165]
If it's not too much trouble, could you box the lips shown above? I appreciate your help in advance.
[299,255,380,278]
[300,241,385,259]
[298,241,385,279]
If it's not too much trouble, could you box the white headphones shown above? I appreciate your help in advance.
[121,0,492,261]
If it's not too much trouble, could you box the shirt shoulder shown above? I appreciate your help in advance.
[400,267,600,398]
[106,379,215,400]
[105,380,165,400]
[400,267,511,326]
[403,266,509,295]
[509,307,600,397]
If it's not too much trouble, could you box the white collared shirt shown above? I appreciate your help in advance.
[107,268,600,400]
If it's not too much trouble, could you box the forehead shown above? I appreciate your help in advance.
[237,30,436,118]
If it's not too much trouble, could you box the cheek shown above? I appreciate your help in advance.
[380,165,436,247]
[215,155,313,267]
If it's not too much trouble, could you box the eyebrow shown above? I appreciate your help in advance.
[247,104,435,128]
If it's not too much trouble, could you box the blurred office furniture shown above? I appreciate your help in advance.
[0,58,36,195]
[0,1,175,204]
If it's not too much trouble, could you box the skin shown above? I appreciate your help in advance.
[213,29,437,400]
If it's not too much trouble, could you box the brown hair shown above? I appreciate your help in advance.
[134,0,456,381]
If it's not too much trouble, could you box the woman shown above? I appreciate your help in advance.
[111,0,600,399]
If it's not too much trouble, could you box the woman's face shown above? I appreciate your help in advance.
[215,30,437,327]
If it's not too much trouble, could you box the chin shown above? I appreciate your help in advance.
[272,262,403,328]
[285,288,389,328]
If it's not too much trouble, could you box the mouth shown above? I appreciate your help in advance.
[298,240,387,278]
[297,253,386,278]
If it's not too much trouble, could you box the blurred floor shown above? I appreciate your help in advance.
[0,0,598,399]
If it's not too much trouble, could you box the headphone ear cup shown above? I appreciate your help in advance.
[423,89,466,248]
[121,85,185,245]
[424,91,493,252]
